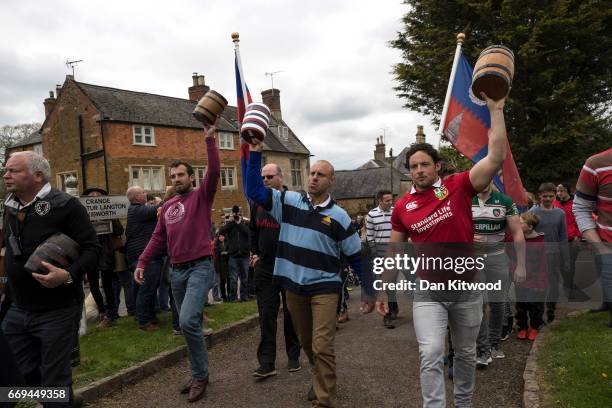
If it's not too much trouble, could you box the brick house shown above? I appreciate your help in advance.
[8,74,310,220]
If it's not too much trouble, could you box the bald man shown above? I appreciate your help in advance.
[249,163,301,379]
[246,143,374,408]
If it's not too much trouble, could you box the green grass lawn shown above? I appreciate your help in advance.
[73,300,257,388]
[538,312,612,408]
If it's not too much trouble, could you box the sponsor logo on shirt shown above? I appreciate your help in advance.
[493,208,501,217]
[165,202,185,225]
[321,215,332,226]
[410,200,454,234]
[406,201,418,212]
[434,185,449,201]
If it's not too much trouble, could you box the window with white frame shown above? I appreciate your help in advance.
[278,126,289,140]
[133,125,155,146]
[218,132,234,149]
[57,171,78,192]
[291,159,302,187]
[33,144,43,156]
[192,166,207,187]
[220,167,236,189]
[130,165,164,191]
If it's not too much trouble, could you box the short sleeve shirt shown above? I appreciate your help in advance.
[391,171,477,243]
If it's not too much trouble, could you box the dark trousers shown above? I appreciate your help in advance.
[337,268,350,315]
[255,262,300,369]
[86,269,116,320]
[0,326,24,387]
[135,260,162,326]
[516,302,544,330]
[220,278,229,301]
[112,270,135,316]
[2,304,80,407]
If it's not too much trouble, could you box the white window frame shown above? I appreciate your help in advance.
[218,132,234,150]
[129,165,165,192]
[33,144,43,156]
[132,125,156,146]
[56,171,78,192]
[192,166,207,187]
[220,166,236,190]
[290,159,302,187]
[278,126,289,140]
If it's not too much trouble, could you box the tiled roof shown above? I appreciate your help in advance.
[332,167,410,200]
[74,81,309,155]
[9,130,42,148]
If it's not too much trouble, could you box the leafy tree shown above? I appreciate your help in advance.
[0,122,41,162]
[390,0,611,189]
[439,144,473,175]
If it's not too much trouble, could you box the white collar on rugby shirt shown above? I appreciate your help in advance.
[308,193,331,209]
[410,177,442,195]
[5,182,52,210]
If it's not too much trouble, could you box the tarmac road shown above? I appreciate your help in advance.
[89,290,550,408]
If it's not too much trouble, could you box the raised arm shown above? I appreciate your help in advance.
[469,94,508,193]
[246,142,273,209]
[201,126,221,200]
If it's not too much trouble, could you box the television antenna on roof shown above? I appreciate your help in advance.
[265,70,284,89]
[65,59,83,77]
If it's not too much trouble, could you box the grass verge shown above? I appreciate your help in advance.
[73,300,257,388]
[538,311,612,408]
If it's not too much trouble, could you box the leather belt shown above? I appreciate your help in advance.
[171,256,211,270]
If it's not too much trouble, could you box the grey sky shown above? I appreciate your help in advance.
[0,0,442,169]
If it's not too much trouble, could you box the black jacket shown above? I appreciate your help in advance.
[249,200,282,267]
[125,202,161,267]
[218,219,250,257]
[96,219,124,272]
[4,188,100,312]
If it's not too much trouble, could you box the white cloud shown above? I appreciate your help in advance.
[0,0,441,169]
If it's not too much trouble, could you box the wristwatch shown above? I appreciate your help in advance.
[64,273,74,286]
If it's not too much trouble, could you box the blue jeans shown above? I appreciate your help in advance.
[170,258,214,380]
[157,258,170,311]
[136,260,162,326]
[211,265,222,301]
[228,256,249,301]
[599,253,612,303]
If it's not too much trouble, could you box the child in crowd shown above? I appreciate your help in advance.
[514,212,548,340]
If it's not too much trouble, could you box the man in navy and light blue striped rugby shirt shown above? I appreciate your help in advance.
[246,140,374,408]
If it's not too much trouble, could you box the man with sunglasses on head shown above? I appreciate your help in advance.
[249,163,301,380]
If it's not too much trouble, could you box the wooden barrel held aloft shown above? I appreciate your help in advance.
[24,232,81,275]
[471,45,514,101]
[241,103,271,144]
[192,90,228,126]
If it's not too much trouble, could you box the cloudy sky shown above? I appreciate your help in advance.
[0,0,441,169]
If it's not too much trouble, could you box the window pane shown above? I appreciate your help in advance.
[135,127,141,134]
[221,170,227,186]
[228,169,233,185]
[135,134,142,143]
[132,169,139,179]
[144,127,151,135]
[152,169,161,190]
[145,135,152,144]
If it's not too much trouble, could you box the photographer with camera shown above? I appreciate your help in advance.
[218,205,250,302]
[1,151,100,406]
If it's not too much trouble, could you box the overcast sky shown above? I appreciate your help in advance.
[0,0,441,170]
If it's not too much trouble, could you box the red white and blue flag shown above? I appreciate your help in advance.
[234,45,253,198]
[443,54,528,209]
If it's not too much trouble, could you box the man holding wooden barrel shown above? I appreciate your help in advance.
[378,89,511,407]
[1,151,100,407]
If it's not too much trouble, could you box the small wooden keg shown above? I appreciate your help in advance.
[241,103,271,144]
[471,45,514,101]
[192,90,228,126]
[25,232,81,275]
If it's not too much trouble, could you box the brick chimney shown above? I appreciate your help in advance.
[44,91,56,117]
[188,73,210,102]
[416,125,426,144]
[55,84,62,98]
[374,136,386,161]
[261,89,282,121]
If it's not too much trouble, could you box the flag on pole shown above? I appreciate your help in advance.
[442,53,528,208]
[233,33,253,198]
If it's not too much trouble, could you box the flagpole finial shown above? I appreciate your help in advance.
[232,32,240,43]
[457,33,465,43]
